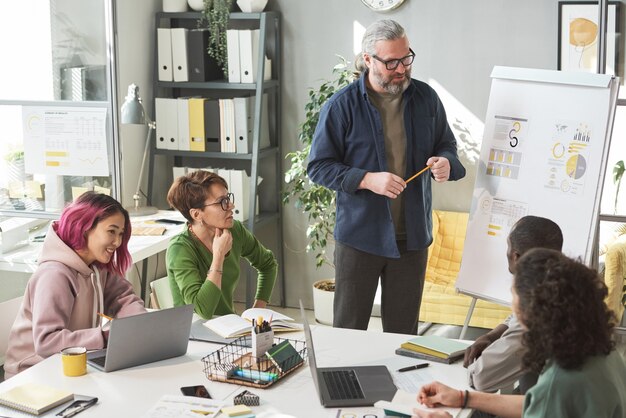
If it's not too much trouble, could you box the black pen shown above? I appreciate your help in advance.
[57,397,98,418]
[397,363,429,372]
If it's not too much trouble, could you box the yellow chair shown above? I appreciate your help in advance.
[601,234,626,322]
[419,210,511,329]
[149,277,175,310]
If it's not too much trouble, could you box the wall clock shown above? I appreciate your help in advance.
[361,0,406,12]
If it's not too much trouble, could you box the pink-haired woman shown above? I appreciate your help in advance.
[4,192,145,378]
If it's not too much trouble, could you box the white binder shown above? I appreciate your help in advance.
[239,29,271,83]
[238,29,257,83]
[226,29,241,83]
[217,168,231,197]
[219,99,236,153]
[229,169,250,222]
[177,98,190,151]
[155,98,179,150]
[172,166,187,180]
[157,28,173,82]
[171,28,189,82]
[234,96,253,154]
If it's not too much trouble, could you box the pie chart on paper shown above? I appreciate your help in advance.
[565,154,586,179]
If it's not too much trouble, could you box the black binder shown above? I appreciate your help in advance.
[188,29,223,82]
[204,99,221,152]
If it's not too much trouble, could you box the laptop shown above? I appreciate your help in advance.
[299,300,397,407]
[87,304,194,372]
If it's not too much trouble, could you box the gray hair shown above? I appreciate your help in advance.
[355,20,406,73]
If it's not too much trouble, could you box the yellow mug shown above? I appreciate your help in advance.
[61,346,87,377]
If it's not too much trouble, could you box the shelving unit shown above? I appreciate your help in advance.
[147,11,284,307]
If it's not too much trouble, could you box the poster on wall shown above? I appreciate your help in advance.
[558,1,620,75]
[22,106,109,177]
[456,67,619,306]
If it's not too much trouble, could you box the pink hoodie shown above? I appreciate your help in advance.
[3,225,145,378]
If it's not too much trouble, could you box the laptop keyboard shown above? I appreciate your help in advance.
[322,370,365,400]
[89,356,106,367]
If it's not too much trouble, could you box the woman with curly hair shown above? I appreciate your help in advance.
[166,170,277,319]
[412,248,626,418]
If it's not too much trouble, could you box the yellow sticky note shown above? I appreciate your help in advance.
[71,187,89,201]
[25,181,43,199]
[94,186,111,196]
[221,404,252,416]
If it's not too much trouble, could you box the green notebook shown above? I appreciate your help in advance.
[401,335,471,359]
[265,340,303,373]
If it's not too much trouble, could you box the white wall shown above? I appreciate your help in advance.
[272,0,559,308]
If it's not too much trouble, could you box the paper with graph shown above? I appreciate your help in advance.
[22,105,109,176]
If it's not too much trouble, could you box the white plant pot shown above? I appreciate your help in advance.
[312,279,335,325]
[187,0,204,11]
[164,0,188,12]
[236,0,267,12]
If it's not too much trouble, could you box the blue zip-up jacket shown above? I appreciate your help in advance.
[307,73,466,258]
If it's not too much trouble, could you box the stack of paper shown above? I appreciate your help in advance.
[141,395,224,418]
[397,335,470,364]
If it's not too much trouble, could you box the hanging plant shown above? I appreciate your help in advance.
[199,0,233,78]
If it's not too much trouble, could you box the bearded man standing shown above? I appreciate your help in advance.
[307,19,466,334]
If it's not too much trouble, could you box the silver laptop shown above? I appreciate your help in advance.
[87,304,193,372]
[299,300,397,407]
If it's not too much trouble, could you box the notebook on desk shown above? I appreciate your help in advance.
[299,300,397,407]
[87,304,193,372]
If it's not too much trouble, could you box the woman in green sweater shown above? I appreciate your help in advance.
[166,171,277,319]
[412,248,626,418]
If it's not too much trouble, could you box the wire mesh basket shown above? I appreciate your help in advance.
[201,336,307,389]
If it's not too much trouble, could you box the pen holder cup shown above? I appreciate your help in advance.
[251,329,274,358]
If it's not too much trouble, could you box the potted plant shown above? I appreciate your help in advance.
[282,56,356,324]
[4,150,28,187]
[197,0,234,78]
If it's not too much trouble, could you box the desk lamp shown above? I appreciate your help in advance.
[120,83,158,216]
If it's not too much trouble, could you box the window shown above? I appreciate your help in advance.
[0,0,118,217]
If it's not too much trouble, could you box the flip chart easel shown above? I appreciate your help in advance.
[456,67,619,339]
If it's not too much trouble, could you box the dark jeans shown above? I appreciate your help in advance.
[333,240,428,334]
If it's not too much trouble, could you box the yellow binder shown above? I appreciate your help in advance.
[188,97,206,152]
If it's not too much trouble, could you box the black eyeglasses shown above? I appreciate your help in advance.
[371,48,416,71]
[202,193,234,211]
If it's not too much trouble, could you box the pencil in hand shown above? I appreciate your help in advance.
[405,165,431,184]
[97,312,113,321]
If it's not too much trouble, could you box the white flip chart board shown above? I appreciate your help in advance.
[456,66,619,306]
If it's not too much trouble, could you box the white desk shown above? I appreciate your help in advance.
[0,211,185,274]
[0,211,185,301]
[0,326,472,418]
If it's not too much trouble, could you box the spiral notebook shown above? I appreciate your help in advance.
[0,382,73,415]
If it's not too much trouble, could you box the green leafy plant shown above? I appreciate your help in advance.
[613,160,625,214]
[282,56,356,268]
[4,150,24,163]
[199,0,233,78]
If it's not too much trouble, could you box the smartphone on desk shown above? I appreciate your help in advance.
[180,385,211,398]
